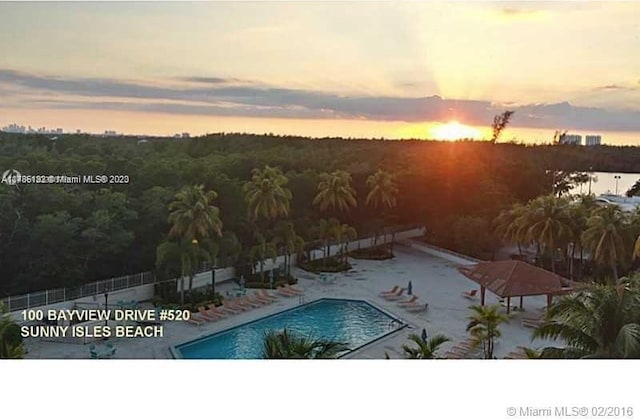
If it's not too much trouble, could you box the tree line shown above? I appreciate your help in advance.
[1,131,639,296]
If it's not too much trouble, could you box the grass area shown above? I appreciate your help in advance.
[298,257,351,273]
[349,245,394,260]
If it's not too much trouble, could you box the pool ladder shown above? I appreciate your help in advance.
[298,295,306,304]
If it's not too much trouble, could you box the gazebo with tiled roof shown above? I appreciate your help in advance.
[457,260,579,313]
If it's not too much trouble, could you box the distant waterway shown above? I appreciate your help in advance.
[570,172,640,196]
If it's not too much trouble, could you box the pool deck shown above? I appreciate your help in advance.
[24,241,556,359]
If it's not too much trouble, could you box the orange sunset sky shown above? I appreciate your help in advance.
[1,2,639,144]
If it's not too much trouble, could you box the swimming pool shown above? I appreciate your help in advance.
[174,298,404,359]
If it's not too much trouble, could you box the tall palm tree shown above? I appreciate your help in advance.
[262,328,349,359]
[273,221,305,277]
[331,221,357,264]
[466,305,509,359]
[244,166,292,282]
[522,195,571,273]
[366,169,398,248]
[200,236,220,295]
[166,184,223,297]
[313,218,337,268]
[168,185,222,241]
[243,165,292,222]
[533,279,640,359]
[402,333,451,359]
[249,232,278,283]
[494,203,528,256]
[582,205,629,284]
[313,170,357,214]
[156,239,208,305]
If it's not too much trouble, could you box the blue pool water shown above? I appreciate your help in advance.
[175,298,402,359]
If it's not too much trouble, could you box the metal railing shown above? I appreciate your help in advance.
[1,262,212,312]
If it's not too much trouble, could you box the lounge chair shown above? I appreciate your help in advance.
[276,287,297,297]
[397,296,419,307]
[237,296,261,308]
[462,290,477,299]
[197,307,219,321]
[281,284,304,295]
[221,300,246,313]
[246,295,270,306]
[187,315,207,325]
[207,304,230,317]
[379,286,400,297]
[258,289,278,302]
[404,302,428,312]
[251,292,273,304]
[382,288,406,301]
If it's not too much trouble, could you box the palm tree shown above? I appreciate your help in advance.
[168,185,222,241]
[331,221,357,264]
[634,235,640,261]
[156,239,209,305]
[522,195,571,273]
[273,221,305,277]
[244,166,292,282]
[243,165,292,222]
[200,236,220,295]
[494,203,528,256]
[366,169,398,248]
[402,333,451,359]
[313,218,337,268]
[533,278,640,359]
[249,232,278,283]
[262,328,349,359]
[166,184,223,297]
[582,205,629,283]
[313,170,357,214]
[466,305,509,359]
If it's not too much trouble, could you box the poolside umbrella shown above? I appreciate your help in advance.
[421,329,428,343]
[407,281,413,295]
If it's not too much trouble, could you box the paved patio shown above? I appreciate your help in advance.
[24,241,556,359]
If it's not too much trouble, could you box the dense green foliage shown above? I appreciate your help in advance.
[495,195,640,283]
[533,275,640,359]
[261,328,349,359]
[466,304,509,359]
[2,131,640,295]
[0,303,24,358]
[402,333,451,359]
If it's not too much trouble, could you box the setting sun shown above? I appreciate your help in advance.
[430,121,482,141]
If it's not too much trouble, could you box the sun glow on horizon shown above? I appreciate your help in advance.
[429,120,482,141]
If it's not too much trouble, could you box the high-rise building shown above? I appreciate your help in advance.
[585,135,602,146]
[559,134,582,145]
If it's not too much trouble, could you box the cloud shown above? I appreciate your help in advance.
[497,7,547,20]
[1,68,640,131]
[598,84,625,90]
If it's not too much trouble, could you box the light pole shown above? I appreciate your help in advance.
[588,166,593,195]
[614,175,621,195]
[103,285,109,328]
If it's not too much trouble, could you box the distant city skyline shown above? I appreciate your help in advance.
[1,2,640,144]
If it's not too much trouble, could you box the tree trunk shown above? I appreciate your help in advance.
[179,276,185,305]
[611,258,619,285]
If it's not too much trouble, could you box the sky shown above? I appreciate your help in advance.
[1,1,639,144]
